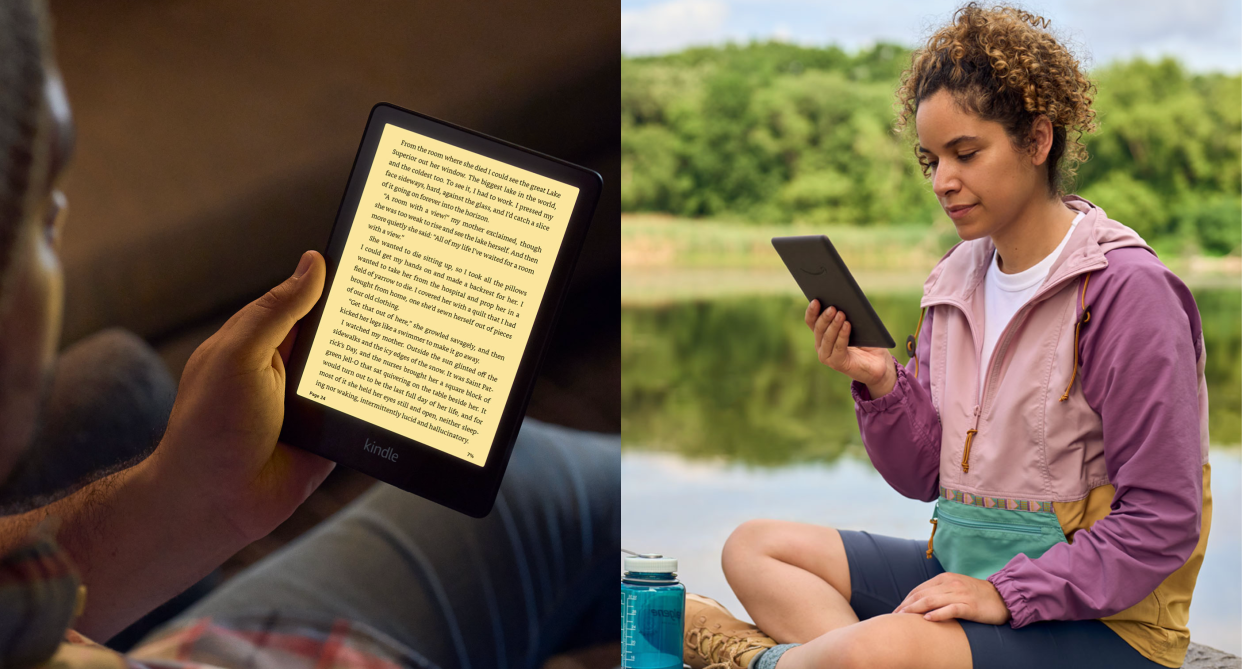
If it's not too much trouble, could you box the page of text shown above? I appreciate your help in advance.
[297,123,579,465]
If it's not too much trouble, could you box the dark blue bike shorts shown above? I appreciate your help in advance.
[837,529,1166,669]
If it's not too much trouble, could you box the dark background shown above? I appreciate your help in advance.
[51,0,619,433]
[48,1,619,661]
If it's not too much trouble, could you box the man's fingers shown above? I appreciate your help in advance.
[277,323,301,366]
[228,251,325,367]
[274,441,337,502]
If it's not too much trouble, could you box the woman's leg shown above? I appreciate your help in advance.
[721,519,859,642]
[723,523,1163,669]
[722,525,971,669]
[774,612,1166,669]
[774,613,970,669]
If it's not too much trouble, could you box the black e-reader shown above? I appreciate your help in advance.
[771,235,896,349]
[281,103,601,517]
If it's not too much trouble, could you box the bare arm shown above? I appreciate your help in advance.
[0,447,243,640]
[0,251,335,641]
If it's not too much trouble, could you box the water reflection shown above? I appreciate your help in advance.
[620,449,1242,656]
[622,290,1241,464]
[621,287,1242,656]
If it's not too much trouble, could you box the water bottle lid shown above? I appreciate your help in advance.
[624,553,677,573]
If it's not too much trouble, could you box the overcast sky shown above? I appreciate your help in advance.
[621,0,1242,73]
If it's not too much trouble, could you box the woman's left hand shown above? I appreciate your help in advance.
[892,572,1013,625]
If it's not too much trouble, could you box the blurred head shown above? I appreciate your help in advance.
[894,3,1096,240]
[0,0,73,504]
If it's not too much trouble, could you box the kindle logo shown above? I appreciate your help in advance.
[363,437,398,462]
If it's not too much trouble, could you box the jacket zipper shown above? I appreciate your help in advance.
[922,257,1107,475]
[935,503,1044,534]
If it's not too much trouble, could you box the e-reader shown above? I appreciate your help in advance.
[771,235,896,349]
[281,103,601,517]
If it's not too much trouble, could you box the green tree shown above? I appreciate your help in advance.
[622,44,1241,254]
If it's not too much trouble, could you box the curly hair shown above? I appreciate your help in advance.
[894,2,1097,198]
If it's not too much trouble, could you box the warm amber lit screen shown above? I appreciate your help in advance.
[297,123,578,466]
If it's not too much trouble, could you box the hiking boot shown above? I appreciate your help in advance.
[684,593,777,669]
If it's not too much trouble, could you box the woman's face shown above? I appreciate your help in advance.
[915,89,1049,241]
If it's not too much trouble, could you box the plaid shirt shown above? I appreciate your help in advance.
[1,530,435,669]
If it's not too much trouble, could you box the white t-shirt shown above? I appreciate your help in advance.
[978,210,1085,402]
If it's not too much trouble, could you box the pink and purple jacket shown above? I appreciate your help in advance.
[851,195,1212,668]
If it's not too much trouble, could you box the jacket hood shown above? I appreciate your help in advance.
[921,195,1154,303]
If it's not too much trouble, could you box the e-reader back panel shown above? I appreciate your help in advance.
[771,235,896,349]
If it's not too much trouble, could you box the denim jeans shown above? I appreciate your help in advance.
[140,418,620,669]
[40,329,620,669]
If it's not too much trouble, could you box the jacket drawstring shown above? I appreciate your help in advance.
[923,272,1091,481]
[1060,272,1093,402]
[924,271,1094,553]
[961,429,977,473]
[907,307,927,379]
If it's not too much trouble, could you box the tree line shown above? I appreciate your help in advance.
[622,42,1241,255]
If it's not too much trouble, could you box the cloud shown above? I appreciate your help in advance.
[1068,0,1233,39]
[619,0,1240,72]
[1054,0,1240,71]
[622,0,731,55]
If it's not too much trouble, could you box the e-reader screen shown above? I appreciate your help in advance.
[295,120,580,467]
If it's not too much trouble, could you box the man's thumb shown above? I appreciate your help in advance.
[230,251,326,363]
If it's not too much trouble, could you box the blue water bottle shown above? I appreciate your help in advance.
[621,553,685,669]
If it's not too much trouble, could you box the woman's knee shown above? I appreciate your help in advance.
[831,614,971,669]
[722,519,768,579]
[722,519,816,579]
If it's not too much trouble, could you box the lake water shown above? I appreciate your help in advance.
[621,290,1242,656]
[621,449,1241,656]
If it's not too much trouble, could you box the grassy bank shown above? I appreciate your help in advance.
[622,214,1242,304]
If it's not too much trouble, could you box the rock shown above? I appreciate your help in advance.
[1183,642,1241,668]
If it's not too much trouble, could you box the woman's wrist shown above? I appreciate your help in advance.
[864,359,898,399]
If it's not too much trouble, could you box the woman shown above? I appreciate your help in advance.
[682,4,1212,669]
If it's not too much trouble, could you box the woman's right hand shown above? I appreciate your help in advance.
[805,299,896,396]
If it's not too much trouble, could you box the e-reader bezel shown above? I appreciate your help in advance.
[281,102,601,518]
[771,235,896,349]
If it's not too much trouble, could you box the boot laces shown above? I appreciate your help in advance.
[689,627,767,669]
